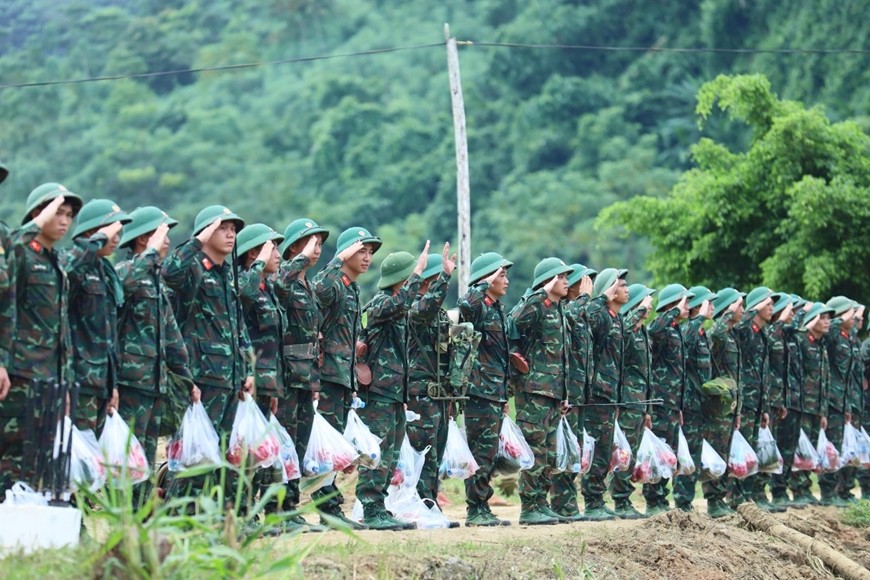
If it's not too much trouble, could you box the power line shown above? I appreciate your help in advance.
[468,41,870,55]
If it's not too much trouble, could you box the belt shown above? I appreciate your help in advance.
[283,342,317,357]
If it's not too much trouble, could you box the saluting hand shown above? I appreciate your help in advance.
[640,295,653,311]
[197,218,222,245]
[33,196,65,229]
[97,220,123,241]
[442,242,456,276]
[603,279,619,302]
[256,240,274,265]
[485,266,504,286]
[543,275,559,295]
[0,368,10,401]
[147,223,170,252]
[301,235,318,262]
[413,240,431,276]
[337,240,364,263]
[578,275,593,297]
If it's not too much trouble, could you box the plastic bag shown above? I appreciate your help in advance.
[555,416,582,473]
[756,426,784,474]
[69,424,107,492]
[495,414,535,476]
[303,412,359,476]
[391,435,428,489]
[167,402,222,472]
[226,394,281,469]
[674,426,695,477]
[3,482,48,506]
[699,439,727,482]
[438,418,479,480]
[631,428,677,484]
[580,428,595,476]
[99,411,150,484]
[609,420,632,473]
[343,409,383,468]
[268,414,301,483]
[816,428,840,473]
[791,428,820,471]
[727,429,759,479]
[387,487,451,529]
[841,423,862,467]
[858,427,870,467]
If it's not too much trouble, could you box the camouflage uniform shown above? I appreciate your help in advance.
[793,331,829,500]
[861,338,870,497]
[844,326,863,500]
[823,320,854,501]
[769,317,805,500]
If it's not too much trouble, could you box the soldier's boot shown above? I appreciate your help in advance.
[794,491,819,507]
[385,512,417,531]
[706,499,734,519]
[465,505,501,527]
[549,505,589,522]
[645,503,669,518]
[538,505,578,523]
[519,506,559,526]
[770,494,790,510]
[584,499,617,521]
[754,493,786,513]
[482,504,511,526]
[320,505,369,530]
[675,502,694,513]
[613,501,645,520]
[361,510,404,531]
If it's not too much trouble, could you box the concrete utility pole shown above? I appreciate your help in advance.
[444,23,471,297]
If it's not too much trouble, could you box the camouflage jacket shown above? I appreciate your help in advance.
[826,320,854,415]
[0,221,14,369]
[798,331,830,416]
[459,281,509,403]
[710,311,741,383]
[621,314,652,408]
[847,327,863,414]
[313,257,361,390]
[510,290,569,401]
[407,271,451,396]
[163,239,251,390]
[764,320,787,411]
[565,294,592,405]
[683,316,712,413]
[239,261,286,398]
[115,249,194,395]
[783,322,803,412]
[360,274,423,403]
[649,307,686,412]
[585,296,625,404]
[733,313,770,416]
[274,255,320,391]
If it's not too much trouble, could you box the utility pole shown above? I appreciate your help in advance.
[444,23,471,297]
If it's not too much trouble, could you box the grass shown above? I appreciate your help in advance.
[842,499,870,528]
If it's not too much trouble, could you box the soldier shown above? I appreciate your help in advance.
[673,286,717,513]
[115,206,198,501]
[582,267,629,521]
[459,252,513,527]
[612,283,655,519]
[65,199,130,433]
[312,226,381,529]
[0,186,81,493]
[844,301,864,503]
[274,219,327,525]
[645,284,692,515]
[0,162,13,429]
[550,264,596,521]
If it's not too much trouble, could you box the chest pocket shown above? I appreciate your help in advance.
[134,281,159,301]
[26,269,57,305]
[256,298,279,331]
[83,277,106,296]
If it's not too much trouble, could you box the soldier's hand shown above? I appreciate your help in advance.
[33,196,66,229]
[728,300,741,314]
[270,397,278,415]
[337,240,364,263]
[760,412,770,429]
[735,414,741,430]
[313,391,320,401]
[97,220,123,241]
[640,295,653,311]
[644,414,652,430]
[778,407,788,420]
[108,388,119,413]
[301,235,318,261]
[256,240,274,265]
[413,240,431,276]
[846,411,853,424]
[503,402,510,415]
[700,301,715,319]
[603,279,619,301]
[679,410,684,426]
[147,223,170,251]
[485,266,504,286]
[821,416,828,430]
[543,275,559,295]
[677,296,689,317]
[0,367,10,401]
[441,242,456,276]
[191,384,201,403]
[197,218,222,245]
[578,275,593,297]
[560,400,570,415]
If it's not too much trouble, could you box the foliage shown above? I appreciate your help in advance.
[842,499,870,529]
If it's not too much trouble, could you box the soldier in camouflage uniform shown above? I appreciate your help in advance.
[0,187,81,493]
[459,252,513,527]
[861,327,870,498]
[0,162,14,444]
[673,286,717,512]
[645,284,692,515]
[612,283,655,519]
[582,267,629,521]
[844,301,864,502]
[65,199,131,433]
[312,226,381,529]
[356,244,428,531]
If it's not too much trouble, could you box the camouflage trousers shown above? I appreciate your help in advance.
[0,380,47,494]
[311,380,352,512]
[643,408,680,508]
[74,391,109,434]
[355,398,406,513]
[464,396,504,511]
[729,406,767,504]
[819,411,853,500]
[117,390,165,505]
[611,408,645,505]
[580,395,616,509]
[770,408,802,499]
[701,415,735,502]
[856,411,870,497]
[406,393,450,502]
[672,409,703,508]
[791,414,822,496]
[550,405,583,514]
[515,391,559,511]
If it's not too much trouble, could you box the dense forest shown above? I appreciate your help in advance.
[0,0,867,301]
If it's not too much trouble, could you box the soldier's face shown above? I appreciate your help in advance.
[42,203,75,242]
[208,221,237,256]
[856,308,865,330]
[97,228,121,257]
[489,269,509,298]
[757,298,773,322]
[614,279,629,304]
[552,273,569,298]
[344,243,375,276]
[818,313,832,334]
[265,243,280,274]
[840,309,855,330]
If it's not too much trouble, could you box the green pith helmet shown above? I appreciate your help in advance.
[0,161,8,185]
[22,182,84,225]
[688,286,718,310]
[469,252,513,284]
[377,251,416,289]
[712,287,746,319]
[192,205,245,236]
[771,292,791,315]
[826,296,854,317]
[279,218,330,259]
[119,206,179,249]
[745,286,773,311]
[621,284,656,314]
[532,257,573,290]
[421,253,443,280]
[72,198,131,239]
[592,268,628,298]
[335,226,381,255]
[236,223,284,257]
[567,263,597,287]
[655,283,694,312]
[790,293,807,310]
[801,302,835,330]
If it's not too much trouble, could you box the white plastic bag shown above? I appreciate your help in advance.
[609,420,632,473]
[227,394,280,469]
[858,427,870,467]
[496,414,535,476]
[580,428,595,476]
[674,426,695,477]
[391,435,428,490]
[699,439,727,482]
[167,402,222,472]
[791,428,820,472]
[303,412,359,477]
[816,427,840,473]
[69,424,107,492]
[270,414,301,483]
[841,423,862,467]
[631,428,677,484]
[439,418,479,480]
[727,429,759,479]
[3,482,48,506]
[555,416,582,474]
[99,411,150,484]
[386,487,450,529]
[756,426,784,474]
[343,409,383,468]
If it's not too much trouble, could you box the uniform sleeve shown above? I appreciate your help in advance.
[162,238,204,292]
[367,274,423,324]
[238,261,266,301]
[648,308,679,338]
[117,249,159,294]
[274,255,308,302]
[0,227,14,369]
[459,282,490,327]
[624,305,649,330]
[163,298,195,386]
[312,257,343,309]
[60,233,108,272]
[584,296,610,342]
[511,290,545,334]
[410,271,449,324]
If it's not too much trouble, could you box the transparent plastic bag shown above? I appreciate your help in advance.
[269,414,301,483]
[167,402,222,472]
[438,418,479,480]
[674,426,696,477]
[303,411,359,477]
[226,394,281,469]
[4,482,48,506]
[386,487,450,529]
[756,426,784,474]
[343,409,383,468]
[495,414,535,476]
[580,428,595,476]
[609,420,632,473]
[841,423,862,467]
[69,423,107,492]
[391,434,429,489]
[858,427,870,467]
[699,439,727,482]
[727,429,759,479]
[816,427,840,473]
[791,428,820,472]
[99,411,150,484]
[631,428,677,484]
[555,415,582,474]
